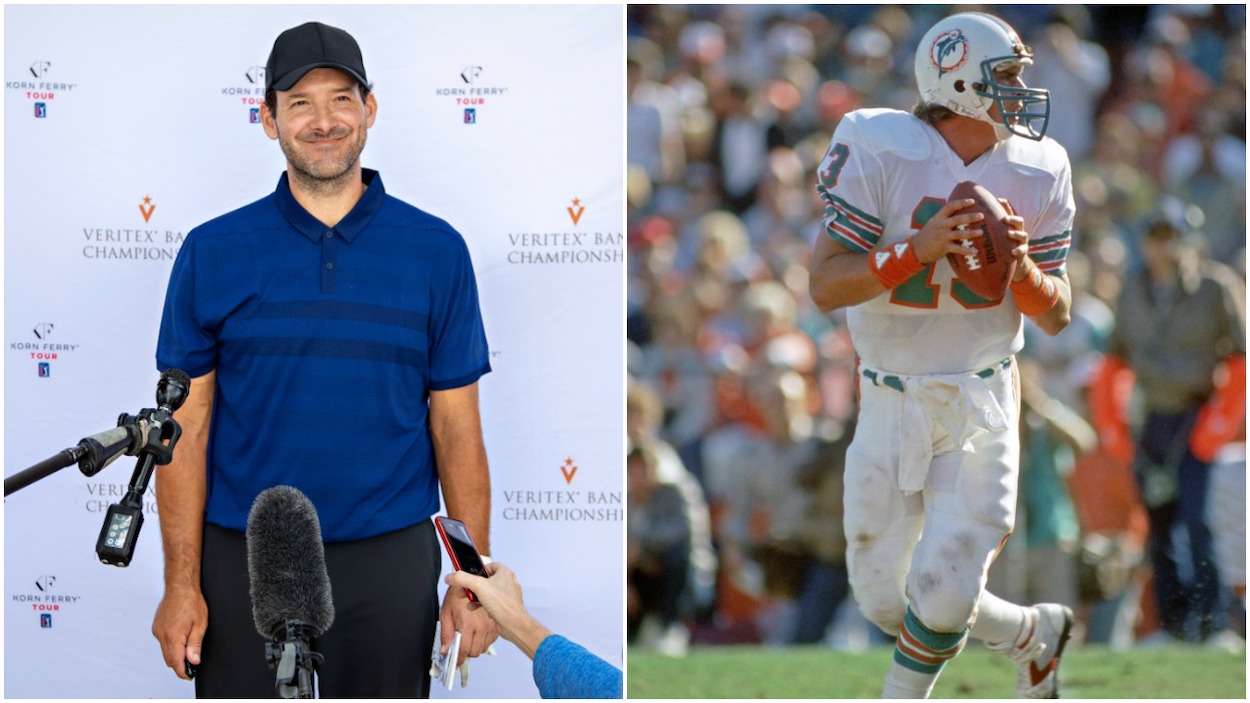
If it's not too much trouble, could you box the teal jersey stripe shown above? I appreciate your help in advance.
[823,193,883,250]
[1031,248,1068,263]
[828,193,884,228]
[1032,230,1072,246]
[825,211,880,251]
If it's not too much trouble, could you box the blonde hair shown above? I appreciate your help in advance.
[912,101,956,125]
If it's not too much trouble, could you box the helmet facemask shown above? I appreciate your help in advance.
[973,57,1051,141]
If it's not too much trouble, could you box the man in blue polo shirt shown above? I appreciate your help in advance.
[150,22,496,697]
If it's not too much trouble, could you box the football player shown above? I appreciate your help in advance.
[808,12,1074,699]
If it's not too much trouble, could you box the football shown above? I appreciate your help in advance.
[945,181,1017,300]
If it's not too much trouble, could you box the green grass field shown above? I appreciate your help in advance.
[628,644,1247,698]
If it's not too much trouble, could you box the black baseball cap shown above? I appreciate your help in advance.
[266,22,369,92]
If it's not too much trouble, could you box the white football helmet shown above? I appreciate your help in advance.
[914,12,1050,141]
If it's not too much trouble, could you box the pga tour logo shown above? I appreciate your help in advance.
[34,102,47,118]
[464,108,476,124]
[41,613,52,628]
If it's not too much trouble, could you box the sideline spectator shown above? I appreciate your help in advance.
[626,381,717,654]
[628,443,696,656]
[1096,197,1246,646]
[1207,443,1247,642]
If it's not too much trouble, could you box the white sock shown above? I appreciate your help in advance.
[882,661,940,698]
[971,591,1030,646]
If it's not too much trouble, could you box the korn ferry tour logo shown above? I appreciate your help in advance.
[506,198,623,265]
[6,59,79,116]
[501,455,622,523]
[930,29,969,76]
[437,65,510,123]
[9,322,81,377]
[11,574,83,628]
[219,64,267,122]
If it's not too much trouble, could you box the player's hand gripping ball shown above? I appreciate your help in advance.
[945,181,1017,300]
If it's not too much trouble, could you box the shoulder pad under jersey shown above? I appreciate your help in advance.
[1002,134,1071,178]
[838,108,933,162]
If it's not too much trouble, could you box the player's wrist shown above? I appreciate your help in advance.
[1009,264,1059,316]
[868,236,925,289]
[911,234,944,265]
[1011,256,1036,283]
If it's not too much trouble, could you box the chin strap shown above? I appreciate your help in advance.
[989,119,1014,143]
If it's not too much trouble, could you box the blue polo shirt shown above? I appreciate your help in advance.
[156,169,490,542]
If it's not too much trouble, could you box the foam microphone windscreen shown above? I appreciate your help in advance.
[246,485,335,639]
[162,367,192,388]
[158,368,192,410]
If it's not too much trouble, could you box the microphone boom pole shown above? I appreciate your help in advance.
[4,447,87,497]
[4,420,147,497]
[95,368,191,567]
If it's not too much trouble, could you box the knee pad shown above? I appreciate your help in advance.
[851,582,906,636]
[907,573,980,632]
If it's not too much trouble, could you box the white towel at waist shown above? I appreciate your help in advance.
[870,366,1010,493]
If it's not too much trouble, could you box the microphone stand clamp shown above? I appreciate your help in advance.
[265,620,323,699]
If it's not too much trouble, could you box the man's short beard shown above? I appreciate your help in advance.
[276,125,368,195]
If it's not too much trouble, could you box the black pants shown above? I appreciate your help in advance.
[627,543,690,641]
[196,521,441,698]
[1137,410,1226,639]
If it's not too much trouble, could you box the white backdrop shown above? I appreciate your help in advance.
[3,4,623,698]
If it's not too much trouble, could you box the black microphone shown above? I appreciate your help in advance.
[247,485,334,699]
[95,368,191,566]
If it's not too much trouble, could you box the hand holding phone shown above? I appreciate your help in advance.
[434,516,489,603]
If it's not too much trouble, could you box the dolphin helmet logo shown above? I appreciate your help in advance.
[930,29,969,76]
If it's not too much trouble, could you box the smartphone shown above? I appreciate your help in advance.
[434,516,489,602]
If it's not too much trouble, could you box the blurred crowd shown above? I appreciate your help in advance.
[625,4,1246,657]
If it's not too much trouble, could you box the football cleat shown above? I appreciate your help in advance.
[988,603,1074,698]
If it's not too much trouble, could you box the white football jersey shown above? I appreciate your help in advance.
[816,108,1074,375]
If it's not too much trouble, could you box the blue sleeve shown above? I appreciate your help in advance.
[428,234,490,390]
[532,634,622,699]
[156,233,217,377]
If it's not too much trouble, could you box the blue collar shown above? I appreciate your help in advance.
[274,168,385,244]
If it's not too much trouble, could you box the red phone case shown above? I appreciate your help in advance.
[434,516,485,603]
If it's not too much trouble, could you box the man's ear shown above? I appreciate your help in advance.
[364,91,378,129]
[260,102,279,140]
